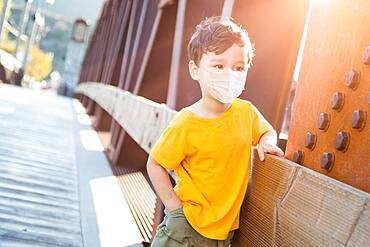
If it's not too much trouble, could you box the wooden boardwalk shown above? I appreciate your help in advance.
[0,84,83,246]
[0,84,143,247]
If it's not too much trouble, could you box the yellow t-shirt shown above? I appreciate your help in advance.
[150,98,274,240]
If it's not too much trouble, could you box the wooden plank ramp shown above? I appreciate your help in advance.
[234,151,370,247]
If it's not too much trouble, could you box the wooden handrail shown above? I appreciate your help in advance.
[76,82,176,154]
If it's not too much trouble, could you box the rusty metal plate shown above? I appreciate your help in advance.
[286,0,370,192]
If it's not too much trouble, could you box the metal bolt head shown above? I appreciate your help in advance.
[320,152,335,170]
[345,69,360,89]
[335,131,350,151]
[293,150,304,165]
[318,112,330,131]
[155,112,159,118]
[331,92,345,110]
[362,46,370,65]
[304,132,316,150]
[352,110,366,130]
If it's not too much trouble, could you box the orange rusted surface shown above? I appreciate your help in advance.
[286,0,370,192]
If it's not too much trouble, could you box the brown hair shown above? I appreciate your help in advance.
[187,16,254,67]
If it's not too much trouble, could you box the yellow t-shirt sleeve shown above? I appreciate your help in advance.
[150,124,187,170]
[250,103,275,146]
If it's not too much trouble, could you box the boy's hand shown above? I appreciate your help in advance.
[163,196,183,213]
[257,131,284,161]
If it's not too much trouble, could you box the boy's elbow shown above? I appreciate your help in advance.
[146,154,153,171]
[146,154,160,173]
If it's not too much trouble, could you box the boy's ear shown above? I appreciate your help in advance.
[188,60,200,81]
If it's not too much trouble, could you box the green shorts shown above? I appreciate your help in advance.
[151,207,235,247]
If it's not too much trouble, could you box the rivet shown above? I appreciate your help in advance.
[320,152,335,170]
[293,150,304,165]
[318,112,330,131]
[330,92,345,111]
[155,112,159,118]
[362,46,370,65]
[335,131,350,152]
[148,142,152,148]
[304,132,316,150]
[345,69,360,89]
[352,110,366,130]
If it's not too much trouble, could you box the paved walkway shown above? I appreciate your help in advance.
[0,84,84,246]
[0,83,147,247]
[0,84,144,247]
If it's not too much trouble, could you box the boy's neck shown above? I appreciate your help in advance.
[199,96,232,115]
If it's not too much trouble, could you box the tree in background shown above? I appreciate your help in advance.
[24,45,53,81]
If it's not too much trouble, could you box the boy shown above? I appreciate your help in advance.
[147,16,284,246]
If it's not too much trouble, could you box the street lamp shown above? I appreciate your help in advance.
[15,0,54,85]
[13,0,34,60]
[0,0,11,44]
[21,12,44,77]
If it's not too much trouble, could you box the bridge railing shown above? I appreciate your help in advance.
[76,82,370,246]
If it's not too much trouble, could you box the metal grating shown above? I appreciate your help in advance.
[0,84,83,247]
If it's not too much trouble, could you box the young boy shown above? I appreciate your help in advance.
[147,16,284,246]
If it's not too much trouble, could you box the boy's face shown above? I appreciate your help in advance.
[188,43,249,102]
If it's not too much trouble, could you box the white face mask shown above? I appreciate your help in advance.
[201,67,247,103]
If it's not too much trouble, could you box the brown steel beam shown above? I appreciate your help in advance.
[166,0,225,111]
[109,1,177,168]
[230,0,309,133]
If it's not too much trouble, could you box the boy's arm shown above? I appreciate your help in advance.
[146,154,182,212]
[248,102,284,161]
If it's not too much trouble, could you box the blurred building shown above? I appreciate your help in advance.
[61,18,89,96]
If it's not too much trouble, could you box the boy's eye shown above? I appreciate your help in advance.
[236,66,245,72]
[214,64,223,69]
